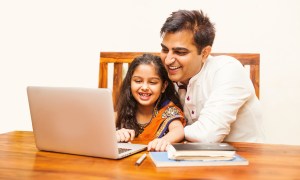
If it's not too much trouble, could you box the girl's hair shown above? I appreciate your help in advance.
[160,10,215,54]
[115,53,182,136]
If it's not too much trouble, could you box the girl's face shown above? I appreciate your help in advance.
[131,64,166,109]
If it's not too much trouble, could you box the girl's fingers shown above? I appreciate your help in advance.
[128,129,135,141]
[116,128,135,142]
[147,139,170,151]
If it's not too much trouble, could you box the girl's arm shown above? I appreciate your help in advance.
[147,119,184,151]
[162,120,184,143]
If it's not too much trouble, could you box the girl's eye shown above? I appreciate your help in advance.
[134,80,142,83]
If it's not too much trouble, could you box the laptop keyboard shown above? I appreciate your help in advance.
[118,148,132,154]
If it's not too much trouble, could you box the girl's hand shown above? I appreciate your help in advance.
[147,138,170,152]
[116,128,135,142]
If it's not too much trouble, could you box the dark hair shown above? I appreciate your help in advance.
[115,53,182,136]
[160,10,215,54]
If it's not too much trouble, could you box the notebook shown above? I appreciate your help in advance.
[167,143,236,160]
[149,152,248,167]
[27,86,147,159]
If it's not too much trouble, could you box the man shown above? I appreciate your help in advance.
[160,10,264,143]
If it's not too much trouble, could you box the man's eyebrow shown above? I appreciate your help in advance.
[161,43,189,52]
[160,43,167,48]
[172,47,189,51]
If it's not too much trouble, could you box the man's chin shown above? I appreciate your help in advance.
[168,75,181,82]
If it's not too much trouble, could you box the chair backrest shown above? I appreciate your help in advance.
[99,52,260,107]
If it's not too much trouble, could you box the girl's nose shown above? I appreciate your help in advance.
[141,83,149,90]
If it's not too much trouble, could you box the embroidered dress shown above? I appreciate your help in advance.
[134,100,186,143]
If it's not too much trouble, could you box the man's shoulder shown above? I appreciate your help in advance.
[207,55,242,69]
[209,54,238,64]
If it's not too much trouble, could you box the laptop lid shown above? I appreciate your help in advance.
[27,86,146,159]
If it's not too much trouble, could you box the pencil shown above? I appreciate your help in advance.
[135,153,147,166]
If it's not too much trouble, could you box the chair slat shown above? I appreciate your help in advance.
[99,52,260,109]
[113,63,123,107]
[99,62,108,88]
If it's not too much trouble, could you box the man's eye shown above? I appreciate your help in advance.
[161,48,168,53]
[176,51,188,56]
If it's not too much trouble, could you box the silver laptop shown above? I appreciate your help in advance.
[27,86,147,159]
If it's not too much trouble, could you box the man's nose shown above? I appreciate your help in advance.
[164,53,175,65]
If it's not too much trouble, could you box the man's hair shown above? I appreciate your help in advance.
[160,10,216,54]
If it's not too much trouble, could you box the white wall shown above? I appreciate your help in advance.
[1,0,300,145]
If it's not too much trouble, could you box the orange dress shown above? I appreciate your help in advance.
[133,100,186,144]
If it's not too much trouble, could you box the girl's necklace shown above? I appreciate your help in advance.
[137,96,160,134]
[137,120,151,129]
[137,115,153,134]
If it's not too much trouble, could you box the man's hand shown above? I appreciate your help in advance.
[147,138,170,151]
[116,128,135,142]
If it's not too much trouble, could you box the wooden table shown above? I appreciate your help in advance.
[1,131,300,179]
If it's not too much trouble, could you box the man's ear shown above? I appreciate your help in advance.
[201,46,212,60]
[162,81,168,93]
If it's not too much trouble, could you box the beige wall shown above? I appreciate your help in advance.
[1,0,300,145]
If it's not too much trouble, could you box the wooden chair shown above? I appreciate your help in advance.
[99,52,260,107]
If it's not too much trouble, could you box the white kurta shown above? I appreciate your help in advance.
[182,55,264,143]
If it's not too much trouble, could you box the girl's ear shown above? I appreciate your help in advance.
[162,81,168,93]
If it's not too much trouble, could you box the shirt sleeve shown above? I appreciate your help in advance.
[184,61,253,143]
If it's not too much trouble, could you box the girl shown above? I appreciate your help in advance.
[115,54,186,151]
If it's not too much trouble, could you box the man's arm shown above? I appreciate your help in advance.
[184,60,254,142]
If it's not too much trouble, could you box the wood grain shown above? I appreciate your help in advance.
[1,131,300,179]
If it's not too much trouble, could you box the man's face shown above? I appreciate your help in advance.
[160,30,204,85]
